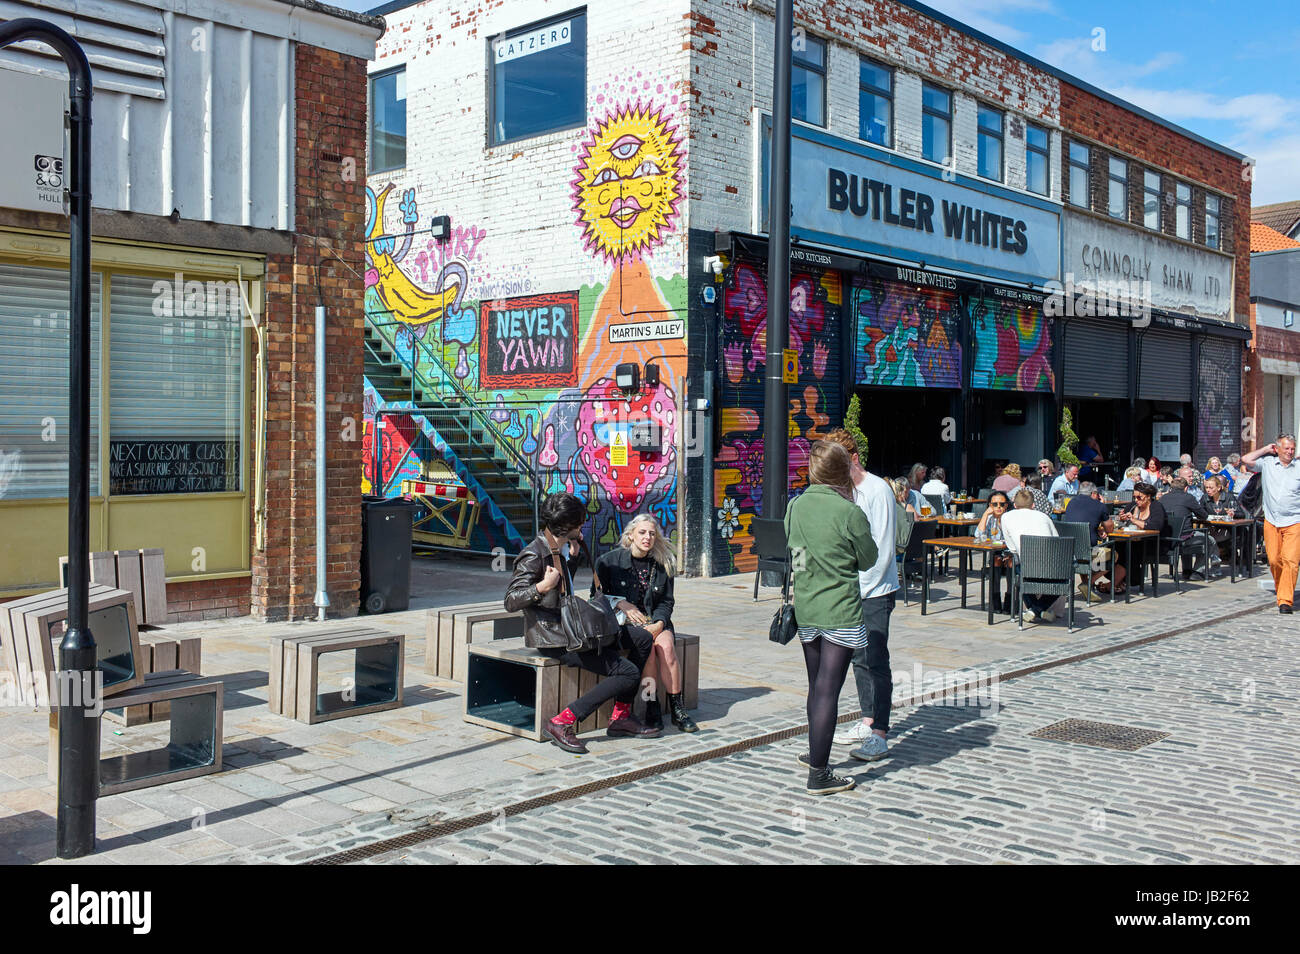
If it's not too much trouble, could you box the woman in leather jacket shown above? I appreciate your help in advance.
[595,514,697,733]
[504,493,658,754]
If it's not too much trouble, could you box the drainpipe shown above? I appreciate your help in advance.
[314,304,330,620]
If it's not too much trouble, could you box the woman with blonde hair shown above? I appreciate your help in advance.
[594,514,697,732]
[992,462,1022,494]
[785,441,878,795]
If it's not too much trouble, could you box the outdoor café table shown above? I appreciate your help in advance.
[947,496,987,513]
[932,515,978,574]
[1195,516,1257,583]
[920,535,1007,624]
[1106,528,1160,603]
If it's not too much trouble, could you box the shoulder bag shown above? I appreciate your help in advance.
[768,548,798,645]
[556,541,621,654]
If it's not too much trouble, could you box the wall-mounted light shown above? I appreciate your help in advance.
[615,362,639,393]
[644,362,660,389]
[430,215,451,242]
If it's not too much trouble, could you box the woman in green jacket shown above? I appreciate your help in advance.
[784,441,879,795]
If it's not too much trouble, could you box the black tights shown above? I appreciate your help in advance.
[802,637,854,770]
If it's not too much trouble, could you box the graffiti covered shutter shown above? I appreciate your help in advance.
[1195,336,1241,464]
[712,260,843,575]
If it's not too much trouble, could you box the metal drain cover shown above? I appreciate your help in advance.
[1029,718,1169,751]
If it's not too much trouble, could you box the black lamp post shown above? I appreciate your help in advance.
[0,18,97,858]
[762,0,794,533]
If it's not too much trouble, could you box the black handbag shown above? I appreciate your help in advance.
[555,543,621,654]
[768,550,798,645]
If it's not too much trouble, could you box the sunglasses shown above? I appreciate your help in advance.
[990,501,1008,508]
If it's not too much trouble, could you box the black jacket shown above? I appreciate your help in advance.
[1205,489,1244,519]
[1159,490,1208,540]
[504,534,584,649]
[593,547,675,630]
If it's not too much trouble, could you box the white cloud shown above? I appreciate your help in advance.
[919,0,1057,47]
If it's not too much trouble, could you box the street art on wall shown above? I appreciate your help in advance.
[363,81,689,554]
[852,277,962,388]
[969,297,1054,392]
[1195,337,1241,464]
[713,262,844,574]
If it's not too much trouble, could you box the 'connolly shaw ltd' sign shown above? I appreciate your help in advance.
[763,123,1060,286]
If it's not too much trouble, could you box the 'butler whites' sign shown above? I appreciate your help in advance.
[763,123,1060,286]
[1062,212,1234,320]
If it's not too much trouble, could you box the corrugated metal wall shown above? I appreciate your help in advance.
[1,0,294,230]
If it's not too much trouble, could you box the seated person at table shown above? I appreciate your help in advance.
[1117,465,1143,493]
[1108,482,1167,594]
[1063,481,1115,601]
[1048,463,1080,504]
[1204,457,1227,482]
[920,466,952,506]
[1037,459,1055,481]
[1140,457,1162,486]
[1203,474,1245,566]
[1178,466,1206,502]
[974,491,1014,612]
[1000,490,1060,622]
[1226,453,1251,493]
[1157,465,1174,488]
[907,463,929,511]
[595,514,697,733]
[1078,436,1105,479]
[992,462,1022,494]
[1025,474,1054,515]
[1160,476,1212,578]
[894,477,921,518]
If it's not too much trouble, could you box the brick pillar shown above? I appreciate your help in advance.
[252,43,367,621]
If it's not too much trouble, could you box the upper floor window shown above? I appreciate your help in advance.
[1108,156,1127,219]
[1025,123,1049,196]
[792,35,827,126]
[1068,142,1090,208]
[1175,182,1192,240]
[921,83,951,165]
[1206,194,1221,249]
[1143,170,1162,230]
[859,58,892,147]
[490,11,587,145]
[369,67,406,173]
[977,105,1003,182]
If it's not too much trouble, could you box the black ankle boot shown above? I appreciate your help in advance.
[668,692,698,733]
[644,699,664,731]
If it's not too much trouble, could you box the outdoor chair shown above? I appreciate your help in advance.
[1011,535,1076,632]
[1056,521,1096,603]
[1164,515,1211,594]
[897,517,927,606]
[750,516,790,602]
[923,493,945,516]
[1116,490,1134,503]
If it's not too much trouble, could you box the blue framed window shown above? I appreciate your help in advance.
[921,83,951,165]
[490,11,586,146]
[859,58,892,147]
[369,67,406,173]
[1025,123,1048,196]
[1068,142,1090,208]
[977,105,1003,181]
[793,35,826,126]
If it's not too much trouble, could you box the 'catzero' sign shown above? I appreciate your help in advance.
[493,20,572,64]
[480,291,579,388]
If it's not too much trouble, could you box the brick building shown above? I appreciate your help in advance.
[362,0,1250,578]
[0,0,383,620]
[1247,224,1300,444]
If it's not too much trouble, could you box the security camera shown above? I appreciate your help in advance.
[703,255,724,275]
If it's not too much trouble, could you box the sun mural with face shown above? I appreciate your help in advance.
[572,102,683,264]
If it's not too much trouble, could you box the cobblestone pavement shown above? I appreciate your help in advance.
[362,615,1299,864]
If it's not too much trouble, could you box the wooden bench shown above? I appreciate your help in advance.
[424,603,524,682]
[463,633,700,741]
[1,584,144,707]
[47,670,224,795]
[104,633,203,726]
[60,549,168,628]
[269,626,405,724]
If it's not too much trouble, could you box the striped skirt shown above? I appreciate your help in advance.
[796,621,869,649]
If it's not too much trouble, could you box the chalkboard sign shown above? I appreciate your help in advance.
[480,291,579,388]
[109,440,239,495]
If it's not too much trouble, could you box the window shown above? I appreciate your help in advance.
[921,83,951,165]
[1108,156,1127,219]
[1143,170,1162,230]
[1206,194,1221,249]
[0,264,102,499]
[109,275,242,495]
[977,105,1003,181]
[1175,182,1192,239]
[369,68,406,173]
[1068,142,1090,208]
[490,11,586,145]
[792,35,826,126]
[1025,123,1049,196]
[858,58,892,147]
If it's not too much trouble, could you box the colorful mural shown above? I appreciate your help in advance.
[852,277,962,388]
[969,297,1055,392]
[713,262,844,574]
[363,85,688,552]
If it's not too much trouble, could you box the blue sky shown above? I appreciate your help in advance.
[339,0,1298,205]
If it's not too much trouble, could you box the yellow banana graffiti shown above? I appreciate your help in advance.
[368,183,463,326]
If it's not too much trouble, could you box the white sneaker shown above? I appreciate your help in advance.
[833,720,874,745]
[1042,610,1055,622]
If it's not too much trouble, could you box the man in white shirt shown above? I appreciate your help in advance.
[920,466,951,507]
[1000,489,1060,622]
[1048,463,1080,504]
[1242,435,1300,614]
[827,430,896,762]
